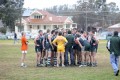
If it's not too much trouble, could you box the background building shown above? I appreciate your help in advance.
[15,10,77,33]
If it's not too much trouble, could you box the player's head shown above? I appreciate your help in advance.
[21,32,25,36]
[63,30,67,36]
[51,30,55,35]
[90,30,95,36]
[38,30,43,35]
[58,31,62,36]
[47,29,50,33]
[72,28,77,34]
[114,31,118,36]
[68,30,71,34]
[83,31,87,37]
[55,30,58,35]
[80,30,84,34]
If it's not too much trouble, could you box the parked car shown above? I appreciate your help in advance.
[98,32,112,40]
[31,33,38,39]
[6,32,14,39]
[21,31,32,39]
[0,34,7,40]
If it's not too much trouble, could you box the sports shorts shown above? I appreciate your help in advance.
[22,51,27,54]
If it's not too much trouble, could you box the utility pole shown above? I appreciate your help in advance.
[84,0,88,32]
[20,0,23,29]
[85,4,88,32]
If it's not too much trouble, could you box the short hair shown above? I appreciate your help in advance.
[55,30,58,34]
[77,30,80,33]
[51,30,55,34]
[38,30,42,33]
[73,28,77,30]
[21,32,24,36]
[91,30,95,34]
[47,29,50,33]
[114,31,118,36]
[68,30,71,34]
[80,30,84,34]
[58,31,62,36]
[76,34,80,37]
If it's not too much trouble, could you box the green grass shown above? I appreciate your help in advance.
[0,40,120,80]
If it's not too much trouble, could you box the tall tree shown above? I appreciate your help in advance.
[0,0,24,32]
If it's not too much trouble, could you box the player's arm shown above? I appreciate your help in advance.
[24,37,28,45]
[52,38,57,47]
[34,37,37,45]
[42,37,45,49]
[94,36,99,44]
[64,37,68,46]
[77,39,83,48]
[48,35,54,48]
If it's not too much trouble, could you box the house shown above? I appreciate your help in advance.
[108,23,120,32]
[15,10,77,33]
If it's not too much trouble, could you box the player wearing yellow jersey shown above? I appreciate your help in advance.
[53,31,68,67]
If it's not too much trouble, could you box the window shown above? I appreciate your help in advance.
[34,15,37,19]
[66,24,70,28]
[44,25,46,30]
[53,25,57,29]
[34,15,42,19]
[37,25,39,29]
[39,15,42,19]
[29,25,32,28]
[72,24,76,27]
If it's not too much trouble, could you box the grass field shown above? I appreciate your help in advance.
[0,40,120,80]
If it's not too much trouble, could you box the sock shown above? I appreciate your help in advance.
[92,62,95,66]
[40,58,43,64]
[95,62,97,66]
[42,58,45,65]
[21,63,24,66]
[54,57,57,65]
[86,62,90,66]
[47,57,51,65]
[84,62,87,65]
[81,62,84,65]
[45,58,47,64]
[37,62,40,65]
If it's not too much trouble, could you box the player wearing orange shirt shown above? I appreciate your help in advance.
[21,32,28,67]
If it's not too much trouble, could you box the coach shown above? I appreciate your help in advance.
[107,31,120,76]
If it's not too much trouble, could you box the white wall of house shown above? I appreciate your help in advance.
[15,26,18,33]
[15,23,76,33]
[24,23,28,32]
[24,24,65,33]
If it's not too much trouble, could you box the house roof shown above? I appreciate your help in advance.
[24,10,73,24]
[108,23,120,28]
[22,9,33,16]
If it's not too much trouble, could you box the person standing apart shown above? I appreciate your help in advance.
[53,31,68,67]
[21,32,28,67]
[107,31,120,76]
[14,32,18,44]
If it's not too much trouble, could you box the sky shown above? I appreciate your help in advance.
[23,0,120,9]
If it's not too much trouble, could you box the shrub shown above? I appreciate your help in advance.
[0,27,6,34]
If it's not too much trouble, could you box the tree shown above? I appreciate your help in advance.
[0,0,24,32]
[0,0,7,5]
[45,0,120,30]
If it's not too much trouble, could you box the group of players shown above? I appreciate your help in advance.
[20,28,99,67]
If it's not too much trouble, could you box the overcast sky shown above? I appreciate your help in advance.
[23,0,120,9]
